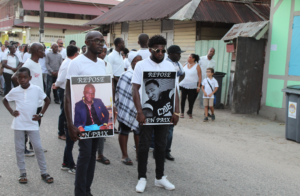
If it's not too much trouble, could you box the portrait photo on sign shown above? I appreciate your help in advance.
[141,71,176,125]
[70,75,114,139]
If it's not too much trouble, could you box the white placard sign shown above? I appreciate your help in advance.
[288,101,297,119]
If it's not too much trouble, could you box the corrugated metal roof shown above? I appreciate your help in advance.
[85,0,270,25]
[192,0,270,23]
[85,0,192,25]
[221,21,269,41]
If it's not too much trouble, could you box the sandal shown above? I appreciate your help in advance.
[19,173,27,184]
[41,173,53,184]
[96,156,110,165]
[189,114,193,119]
[122,157,133,165]
[180,113,184,118]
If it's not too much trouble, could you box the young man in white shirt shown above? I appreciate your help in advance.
[52,45,79,174]
[198,48,216,112]
[202,68,219,122]
[2,67,53,184]
[65,31,114,196]
[12,43,47,155]
[137,33,151,60]
[107,37,125,82]
[132,35,180,193]
[57,39,67,60]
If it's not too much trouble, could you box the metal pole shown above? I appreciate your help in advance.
[39,0,44,43]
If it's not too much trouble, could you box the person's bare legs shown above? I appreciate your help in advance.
[119,134,129,159]
[209,106,214,115]
[205,106,209,117]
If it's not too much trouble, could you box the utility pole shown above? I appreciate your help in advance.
[39,0,44,43]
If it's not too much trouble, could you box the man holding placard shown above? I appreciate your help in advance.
[64,31,113,196]
[132,35,180,193]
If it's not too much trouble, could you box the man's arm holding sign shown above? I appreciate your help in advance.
[65,79,82,141]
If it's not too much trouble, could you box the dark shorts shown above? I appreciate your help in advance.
[119,122,139,135]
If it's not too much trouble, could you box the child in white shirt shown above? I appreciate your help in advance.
[2,67,53,184]
[201,68,219,122]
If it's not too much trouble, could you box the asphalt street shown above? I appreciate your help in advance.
[1,100,300,196]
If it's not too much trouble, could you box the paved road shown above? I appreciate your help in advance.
[1,100,300,196]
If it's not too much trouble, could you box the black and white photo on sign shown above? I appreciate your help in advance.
[70,75,114,139]
[141,71,176,125]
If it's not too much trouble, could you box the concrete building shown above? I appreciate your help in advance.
[0,0,119,47]
[261,0,300,122]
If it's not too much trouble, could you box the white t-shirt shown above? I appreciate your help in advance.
[5,84,46,131]
[107,49,124,77]
[2,54,18,74]
[123,58,130,70]
[23,52,31,64]
[199,56,216,82]
[39,49,49,74]
[66,54,106,80]
[15,51,23,63]
[97,58,113,77]
[60,48,67,59]
[201,77,219,99]
[56,57,71,89]
[138,48,151,60]
[131,57,176,97]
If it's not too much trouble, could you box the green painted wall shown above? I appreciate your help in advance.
[295,0,300,11]
[195,40,231,105]
[287,80,300,86]
[266,79,285,108]
[268,0,291,75]
[274,0,280,7]
[65,33,86,51]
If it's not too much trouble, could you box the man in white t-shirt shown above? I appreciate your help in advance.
[57,39,67,60]
[132,35,179,193]
[52,45,79,173]
[38,44,49,91]
[65,31,113,196]
[198,48,216,110]
[0,45,6,94]
[107,37,125,82]
[137,34,151,60]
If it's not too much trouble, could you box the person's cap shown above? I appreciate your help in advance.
[167,45,185,54]
[128,51,139,64]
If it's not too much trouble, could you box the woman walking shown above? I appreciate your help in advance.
[2,45,22,95]
[179,54,202,119]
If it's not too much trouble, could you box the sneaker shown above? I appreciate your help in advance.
[211,114,215,121]
[61,163,69,171]
[203,117,208,122]
[136,178,147,193]
[155,176,175,190]
[25,150,35,157]
[149,147,154,152]
[68,167,76,175]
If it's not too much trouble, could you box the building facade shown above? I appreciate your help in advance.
[261,0,300,121]
[0,0,119,47]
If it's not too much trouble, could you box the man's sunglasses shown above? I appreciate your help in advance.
[88,39,106,45]
[150,48,166,54]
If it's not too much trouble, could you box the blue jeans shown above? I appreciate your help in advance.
[57,88,66,136]
[46,75,58,102]
[63,126,75,168]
